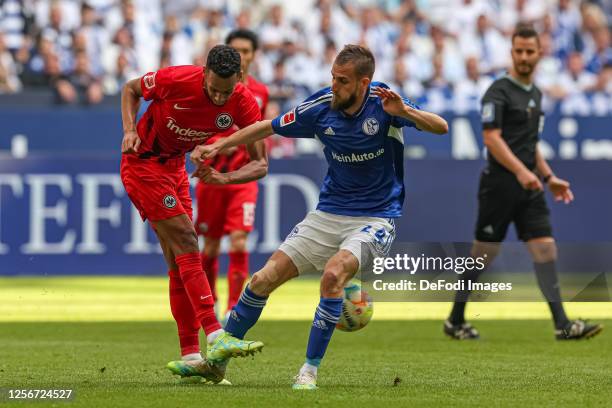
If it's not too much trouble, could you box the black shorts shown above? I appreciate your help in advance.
[475,168,552,242]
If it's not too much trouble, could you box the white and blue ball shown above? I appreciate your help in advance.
[336,281,373,332]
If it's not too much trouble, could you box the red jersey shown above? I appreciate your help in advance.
[246,76,269,118]
[136,65,261,161]
[206,75,269,173]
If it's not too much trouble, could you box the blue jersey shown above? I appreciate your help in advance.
[271,83,419,218]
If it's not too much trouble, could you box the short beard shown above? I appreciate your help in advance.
[515,63,534,77]
[331,93,357,111]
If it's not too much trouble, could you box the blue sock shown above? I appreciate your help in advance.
[224,285,268,339]
[305,297,343,367]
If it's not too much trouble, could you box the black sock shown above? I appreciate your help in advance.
[534,261,570,329]
[448,302,467,325]
[449,268,485,325]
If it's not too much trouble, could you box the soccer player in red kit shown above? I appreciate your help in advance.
[195,30,269,320]
[120,45,267,383]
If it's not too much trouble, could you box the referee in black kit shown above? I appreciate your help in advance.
[444,24,602,340]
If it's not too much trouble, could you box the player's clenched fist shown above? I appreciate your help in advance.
[190,142,223,164]
[191,164,229,184]
[121,130,141,154]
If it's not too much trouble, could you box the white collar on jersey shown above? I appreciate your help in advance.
[504,73,534,92]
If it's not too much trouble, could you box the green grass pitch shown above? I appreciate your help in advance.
[0,277,610,407]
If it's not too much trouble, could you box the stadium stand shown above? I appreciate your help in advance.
[0,0,608,110]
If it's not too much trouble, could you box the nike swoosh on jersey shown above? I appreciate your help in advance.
[174,104,191,110]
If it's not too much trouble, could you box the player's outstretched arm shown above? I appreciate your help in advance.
[121,78,143,154]
[535,146,574,204]
[373,86,448,134]
[190,120,274,164]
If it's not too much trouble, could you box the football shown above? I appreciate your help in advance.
[336,281,373,332]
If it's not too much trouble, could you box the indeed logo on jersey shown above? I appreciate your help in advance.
[166,117,213,141]
[331,148,385,163]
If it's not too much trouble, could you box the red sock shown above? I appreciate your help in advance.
[227,251,249,310]
[201,253,219,302]
[175,252,222,335]
[168,269,200,356]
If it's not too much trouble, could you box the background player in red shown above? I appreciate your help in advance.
[195,30,269,320]
[119,45,267,382]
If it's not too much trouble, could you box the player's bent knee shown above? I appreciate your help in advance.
[229,232,248,253]
[230,240,247,253]
[537,247,557,262]
[528,238,557,263]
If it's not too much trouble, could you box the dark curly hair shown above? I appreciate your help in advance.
[206,45,242,78]
[226,29,259,51]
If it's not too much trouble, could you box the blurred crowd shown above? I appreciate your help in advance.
[0,0,610,114]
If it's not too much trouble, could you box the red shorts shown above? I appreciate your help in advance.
[195,181,258,238]
[121,155,193,222]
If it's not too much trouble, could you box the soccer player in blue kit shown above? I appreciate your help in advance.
[185,45,448,389]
